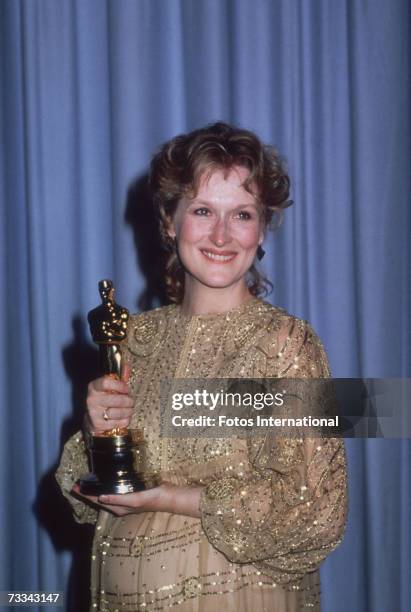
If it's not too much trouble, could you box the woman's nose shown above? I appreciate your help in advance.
[209,218,231,246]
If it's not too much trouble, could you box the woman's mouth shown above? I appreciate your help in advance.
[201,249,237,263]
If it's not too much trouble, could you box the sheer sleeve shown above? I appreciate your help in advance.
[200,317,347,585]
[55,430,98,525]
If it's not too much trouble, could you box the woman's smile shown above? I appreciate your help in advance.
[200,248,238,263]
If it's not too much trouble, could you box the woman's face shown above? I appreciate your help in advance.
[169,166,264,293]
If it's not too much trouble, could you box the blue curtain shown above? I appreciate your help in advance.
[1,1,410,610]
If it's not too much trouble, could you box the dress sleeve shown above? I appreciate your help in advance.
[200,317,348,585]
[55,430,98,525]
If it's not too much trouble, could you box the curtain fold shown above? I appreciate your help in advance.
[1,1,410,610]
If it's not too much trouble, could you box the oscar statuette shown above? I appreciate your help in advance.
[79,279,146,495]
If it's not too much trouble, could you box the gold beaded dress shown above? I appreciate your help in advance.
[56,297,347,611]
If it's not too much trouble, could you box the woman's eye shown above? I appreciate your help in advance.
[193,207,210,216]
[236,210,252,220]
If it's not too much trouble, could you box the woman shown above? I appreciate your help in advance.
[56,122,347,611]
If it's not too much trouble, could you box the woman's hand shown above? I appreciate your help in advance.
[82,363,203,518]
[71,483,202,519]
[85,364,134,433]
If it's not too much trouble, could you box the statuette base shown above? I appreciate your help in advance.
[79,430,147,495]
[79,473,145,496]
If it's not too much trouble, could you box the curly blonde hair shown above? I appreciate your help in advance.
[149,122,291,303]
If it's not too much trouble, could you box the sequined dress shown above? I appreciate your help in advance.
[56,297,347,611]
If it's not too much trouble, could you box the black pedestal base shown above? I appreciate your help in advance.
[79,431,146,496]
[79,473,145,496]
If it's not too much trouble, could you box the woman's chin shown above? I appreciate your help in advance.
[187,274,245,291]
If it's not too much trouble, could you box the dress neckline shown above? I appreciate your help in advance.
[175,295,263,322]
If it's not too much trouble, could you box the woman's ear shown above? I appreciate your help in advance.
[166,218,176,240]
[256,228,265,260]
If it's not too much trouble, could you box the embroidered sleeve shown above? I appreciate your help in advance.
[55,430,98,524]
[200,319,348,585]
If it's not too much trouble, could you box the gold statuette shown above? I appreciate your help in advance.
[80,279,146,495]
[88,279,129,436]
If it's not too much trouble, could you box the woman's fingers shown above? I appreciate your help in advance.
[71,485,150,516]
[87,396,132,425]
[71,483,201,518]
[86,372,134,431]
[88,407,132,430]
[91,393,134,409]
[98,410,131,425]
[97,406,133,420]
[97,407,132,424]
[98,492,146,507]
[121,363,132,383]
[70,485,126,515]
[89,376,129,395]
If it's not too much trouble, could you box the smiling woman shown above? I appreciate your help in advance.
[151,121,291,306]
[56,122,347,612]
